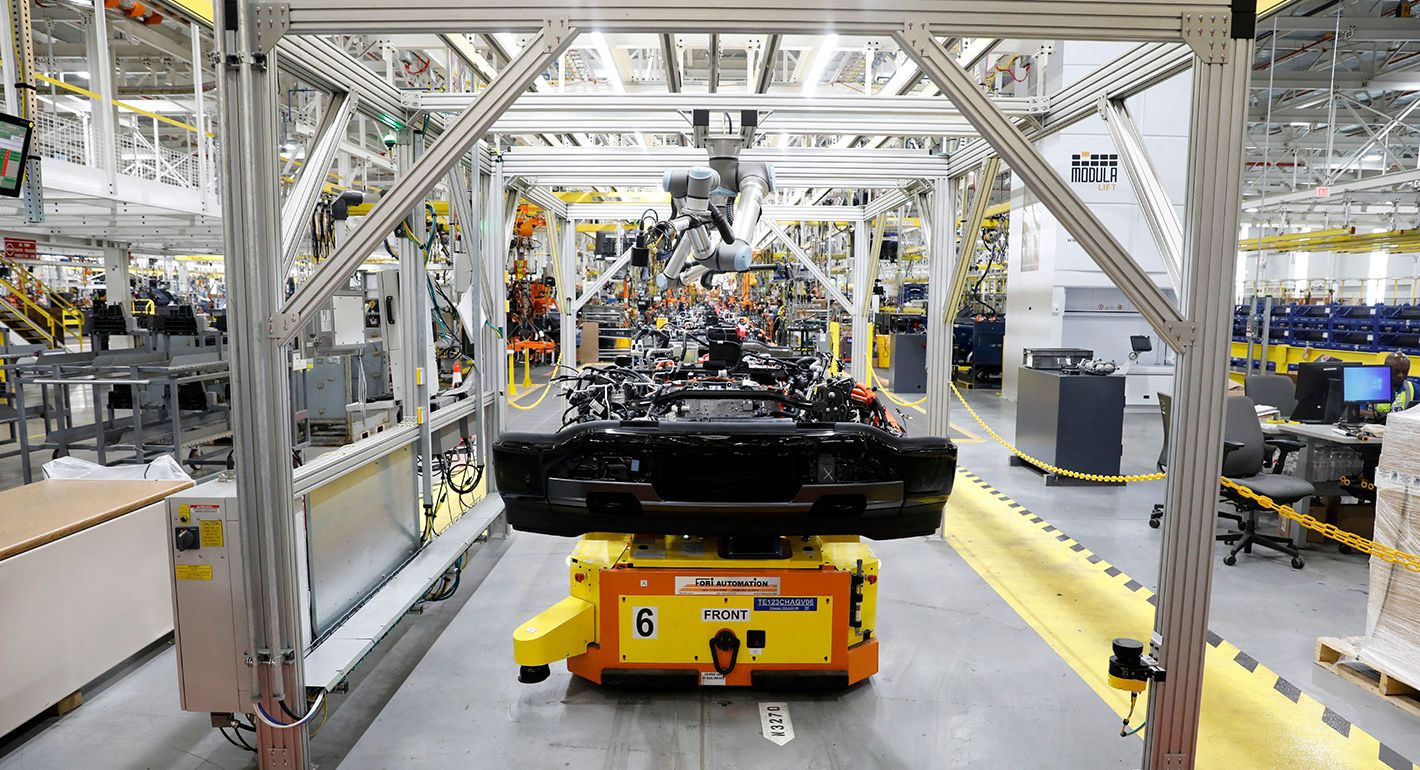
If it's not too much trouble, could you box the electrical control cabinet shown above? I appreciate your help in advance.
[167,479,253,714]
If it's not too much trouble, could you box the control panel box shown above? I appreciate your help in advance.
[167,479,252,714]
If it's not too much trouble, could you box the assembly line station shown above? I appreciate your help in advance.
[3,0,1420,769]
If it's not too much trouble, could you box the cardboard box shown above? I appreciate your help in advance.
[1354,409,1420,685]
[1305,501,1376,545]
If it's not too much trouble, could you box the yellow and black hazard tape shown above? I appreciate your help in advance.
[957,467,1420,770]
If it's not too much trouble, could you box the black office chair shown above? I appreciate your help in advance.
[1150,393,1243,530]
[1244,374,1297,417]
[1217,395,1313,569]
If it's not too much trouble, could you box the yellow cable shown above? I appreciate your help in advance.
[507,353,563,411]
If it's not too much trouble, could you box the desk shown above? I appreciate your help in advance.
[1262,422,1382,547]
[0,479,191,736]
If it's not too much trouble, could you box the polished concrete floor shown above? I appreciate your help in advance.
[1,370,1416,768]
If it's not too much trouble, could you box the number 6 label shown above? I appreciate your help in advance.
[632,606,658,639]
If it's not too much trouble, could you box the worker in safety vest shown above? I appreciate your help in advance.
[1376,351,1419,417]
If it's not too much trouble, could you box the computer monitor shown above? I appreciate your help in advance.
[1343,365,1391,404]
[1291,360,1358,422]
[0,112,35,198]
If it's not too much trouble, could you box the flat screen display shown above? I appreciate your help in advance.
[1342,365,1390,403]
[0,112,34,198]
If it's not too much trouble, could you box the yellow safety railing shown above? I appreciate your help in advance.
[132,298,156,315]
[61,308,85,351]
[0,275,60,347]
[948,382,1420,573]
[0,254,78,315]
[34,72,214,137]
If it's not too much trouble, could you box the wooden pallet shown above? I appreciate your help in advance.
[1315,636,1420,719]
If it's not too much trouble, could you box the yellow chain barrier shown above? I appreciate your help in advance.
[948,382,1420,573]
[949,383,1166,483]
[868,367,927,408]
[1218,478,1420,574]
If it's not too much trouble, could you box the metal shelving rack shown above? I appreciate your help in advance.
[1232,301,1420,363]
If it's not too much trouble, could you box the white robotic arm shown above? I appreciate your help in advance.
[655,158,774,290]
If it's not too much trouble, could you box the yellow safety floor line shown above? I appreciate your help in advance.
[947,468,1418,770]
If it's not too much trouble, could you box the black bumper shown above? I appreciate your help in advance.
[493,420,956,540]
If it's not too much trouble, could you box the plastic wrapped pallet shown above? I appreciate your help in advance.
[1357,408,1420,686]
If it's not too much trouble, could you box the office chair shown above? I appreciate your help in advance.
[1218,395,1313,569]
[1244,374,1297,417]
[1149,393,1243,530]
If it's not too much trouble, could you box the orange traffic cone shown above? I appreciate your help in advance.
[452,360,464,388]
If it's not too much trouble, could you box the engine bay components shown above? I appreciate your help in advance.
[497,301,956,688]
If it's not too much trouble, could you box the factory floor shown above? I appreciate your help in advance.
[1,368,1417,769]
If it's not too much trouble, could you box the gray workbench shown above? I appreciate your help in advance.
[1262,422,1382,547]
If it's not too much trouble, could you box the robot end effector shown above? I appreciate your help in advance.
[656,160,775,290]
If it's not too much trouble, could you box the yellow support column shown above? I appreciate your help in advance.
[522,348,533,388]
[507,351,518,397]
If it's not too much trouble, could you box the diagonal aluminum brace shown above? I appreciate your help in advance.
[280,91,356,278]
[268,19,577,344]
[764,220,852,313]
[896,22,1185,348]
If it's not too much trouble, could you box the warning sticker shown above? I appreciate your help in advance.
[175,564,213,581]
[199,519,224,548]
[754,597,818,612]
[181,503,221,524]
[675,576,780,596]
[700,672,727,686]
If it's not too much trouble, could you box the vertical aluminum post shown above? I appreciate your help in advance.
[1146,35,1254,770]
[215,2,308,766]
[7,0,42,222]
[190,24,212,211]
[466,154,489,466]
[102,244,134,334]
[923,178,954,437]
[850,216,871,383]
[0,0,15,113]
[87,0,117,195]
[1244,295,1258,376]
[487,163,510,431]
[559,216,576,406]
[1258,295,1273,373]
[397,138,435,517]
